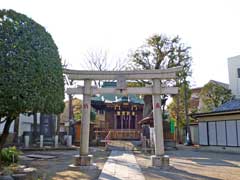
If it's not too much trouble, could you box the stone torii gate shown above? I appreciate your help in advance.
[64,67,181,167]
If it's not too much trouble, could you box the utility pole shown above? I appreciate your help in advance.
[184,77,192,145]
[176,93,180,144]
[68,80,74,135]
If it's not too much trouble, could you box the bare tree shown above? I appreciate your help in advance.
[82,50,129,87]
[84,50,108,71]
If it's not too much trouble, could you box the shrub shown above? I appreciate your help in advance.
[0,146,21,165]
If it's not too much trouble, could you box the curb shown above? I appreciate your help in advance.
[20,147,78,151]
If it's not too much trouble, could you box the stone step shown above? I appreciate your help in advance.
[35,138,54,145]
[107,140,140,151]
[107,140,176,151]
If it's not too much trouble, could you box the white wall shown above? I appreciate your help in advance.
[0,118,14,134]
[228,55,240,98]
[18,113,40,136]
[1,113,41,136]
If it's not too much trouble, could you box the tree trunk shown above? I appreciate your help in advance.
[176,93,180,144]
[68,94,73,120]
[143,95,152,118]
[0,118,14,147]
[13,116,19,144]
[184,81,192,145]
[33,113,38,144]
[0,117,14,169]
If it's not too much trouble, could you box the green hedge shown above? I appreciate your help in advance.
[0,146,21,165]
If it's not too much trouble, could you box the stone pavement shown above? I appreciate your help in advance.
[98,150,145,180]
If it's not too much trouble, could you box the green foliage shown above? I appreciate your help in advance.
[74,112,81,121]
[0,9,64,120]
[168,83,192,127]
[130,34,192,85]
[72,98,82,121]
[200,81,233,112]
[0,146,21,165]
[127,81,145,87]
[0,9,64,147]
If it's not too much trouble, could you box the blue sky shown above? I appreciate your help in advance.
[2,0,240,87]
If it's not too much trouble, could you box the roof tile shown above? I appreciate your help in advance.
[213,99,240,112]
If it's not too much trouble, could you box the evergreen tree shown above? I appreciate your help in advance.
[200,81,233,112]
[130,34,192,143]
[0,9,64,148]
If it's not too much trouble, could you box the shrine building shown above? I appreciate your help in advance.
[91,82,144,140]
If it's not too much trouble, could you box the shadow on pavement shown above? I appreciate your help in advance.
[98,172,121,180]
[141,166,221,180]
[167,149,240,168]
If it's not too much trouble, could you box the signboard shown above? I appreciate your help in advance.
[170,118,175,134]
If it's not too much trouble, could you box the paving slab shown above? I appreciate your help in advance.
[98,150,145,180]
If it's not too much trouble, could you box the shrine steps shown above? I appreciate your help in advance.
[36,137,54,146]
[106,140,141,151]
[106,139,176,151]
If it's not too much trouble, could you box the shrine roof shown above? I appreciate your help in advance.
[91,81,144,104]
[91,94,144,104]
[102,81,117,87]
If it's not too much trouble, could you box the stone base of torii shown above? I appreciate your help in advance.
[74,154,93,166]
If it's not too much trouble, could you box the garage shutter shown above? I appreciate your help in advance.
[226,120,238,146]
[199,122,208,145]
[216,121,226,146]
[208,122,217,145]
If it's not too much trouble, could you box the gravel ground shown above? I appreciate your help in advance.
[18,146,240,180]
[134,149,240,180]
[19,147,110,180]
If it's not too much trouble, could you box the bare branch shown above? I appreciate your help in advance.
[82,49,131,87]
[112,58,130,71]
[62,58,70,69]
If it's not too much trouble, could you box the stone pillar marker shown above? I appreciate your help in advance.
[24,135,29,148]
[40,135,43,148]
[151,79,169,167]
[55,135,59,148]
[67,135,72,147]
[75,80,93,166]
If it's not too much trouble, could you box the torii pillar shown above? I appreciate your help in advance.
[74,80,93,166]
[151,79,169,167]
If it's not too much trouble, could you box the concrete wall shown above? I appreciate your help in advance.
[228,55,240,98]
